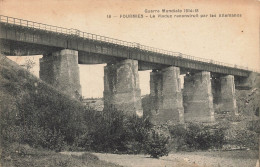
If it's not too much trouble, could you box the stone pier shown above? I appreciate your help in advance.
[211,77,221,105]
[150,66,184,124]
[103,59,143,117]
[214,75,237,115]
[39,49,81,98]
[183,71,215,122]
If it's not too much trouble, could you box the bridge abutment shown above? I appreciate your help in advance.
[103,59,143,117]
[150,66,184,124]
[39,49,81,98]
[183,71,215,122]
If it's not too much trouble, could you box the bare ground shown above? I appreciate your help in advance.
[62,150,258,167]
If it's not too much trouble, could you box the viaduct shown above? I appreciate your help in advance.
[0,15,257,124]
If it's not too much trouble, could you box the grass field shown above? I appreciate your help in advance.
[1,144,122,167]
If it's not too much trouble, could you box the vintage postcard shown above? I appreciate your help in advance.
[0,0,259,167]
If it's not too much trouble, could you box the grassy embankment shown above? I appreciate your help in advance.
[0,55,121,167]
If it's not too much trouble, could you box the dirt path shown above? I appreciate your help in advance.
[62,152,196,167]
[62,150,258,167]
[93,153,197,167]
[168,151,258,167]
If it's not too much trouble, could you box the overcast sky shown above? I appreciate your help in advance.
[1,0,259,98]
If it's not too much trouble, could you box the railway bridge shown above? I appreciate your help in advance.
[0,15,257,123]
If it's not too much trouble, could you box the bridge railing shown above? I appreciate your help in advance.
[1,15,259,73]
[0,15,72,35]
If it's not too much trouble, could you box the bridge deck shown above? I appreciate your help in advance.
[0,15,255,77]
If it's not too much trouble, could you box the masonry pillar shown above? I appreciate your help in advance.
[103,59,143,117]
[183,71,215,122]
[150,70,162,117]
[39,49,81,98]
[211,77,221,105]
[219,75,238,115]
[150,66,184,124]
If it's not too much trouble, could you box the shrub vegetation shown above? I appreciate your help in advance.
[169,123,225,151]
[144,128,170,158]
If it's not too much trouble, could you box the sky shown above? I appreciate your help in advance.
[1,0,259,98]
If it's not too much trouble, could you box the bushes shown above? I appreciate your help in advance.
[74,107,171,158]
[247,119,260,133]
[226,129,259,150]
[144,128,170,158]
[82,108,153,154]
[169,123,225,151]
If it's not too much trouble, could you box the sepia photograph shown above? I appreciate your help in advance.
[0,0,259,166]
